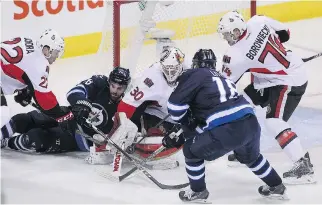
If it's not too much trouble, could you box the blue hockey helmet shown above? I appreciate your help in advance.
[109,66,131,86]
[192,49,217,70]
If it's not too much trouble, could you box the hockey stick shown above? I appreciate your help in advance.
[85,120,189,190]
[119,128,183,181]
[302,52,322,62]
[75,129,178,171]
[126,113,171,153]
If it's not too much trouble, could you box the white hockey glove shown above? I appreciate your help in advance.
[106,112,138,154]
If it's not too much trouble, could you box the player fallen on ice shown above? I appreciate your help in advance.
[161,48,287,202]
[1,29,75,138]
[0,67,131,155]
[217,11,314,184]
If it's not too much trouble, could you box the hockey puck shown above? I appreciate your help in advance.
[227,153,237,161]
[176,160,180,167]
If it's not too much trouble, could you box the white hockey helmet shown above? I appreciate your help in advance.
[37,29,65,59]
[217,10,247,46]
[159,46,185,85]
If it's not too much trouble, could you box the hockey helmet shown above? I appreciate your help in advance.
[192,49,217,70]
[109,67,131,86]
[159,46,185,85]
[135,127,182,160]
[217,10,247,46]
[37,29,65,59]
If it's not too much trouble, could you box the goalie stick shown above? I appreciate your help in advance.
[119,128,183,181]
[85,119,189,190]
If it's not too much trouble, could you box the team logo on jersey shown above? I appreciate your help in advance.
[144,78,154,88]
[89,103,108,127]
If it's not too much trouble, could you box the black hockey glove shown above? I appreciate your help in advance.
[14,88,32,107]
[71,99,93,126]
[276,30,290,43]
[56,111,77,137]
[162,132,185,149]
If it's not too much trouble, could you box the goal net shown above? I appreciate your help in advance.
[98,0,256,79]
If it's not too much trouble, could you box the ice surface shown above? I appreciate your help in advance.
[1,18,322,204]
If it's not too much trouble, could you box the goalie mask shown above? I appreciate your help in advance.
[217,11,246,46]
[192,49,217,70]
[160,47,185,86]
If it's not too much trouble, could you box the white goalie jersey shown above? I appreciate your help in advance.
[221,15,308,89]
[118,62,177,123]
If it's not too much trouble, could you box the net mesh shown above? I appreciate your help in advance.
[99,1,253,78]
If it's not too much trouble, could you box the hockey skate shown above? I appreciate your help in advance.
[179,188,210,204]
[283,153,316,185]
[227,153,243,167]
[258,183,288,200]
[1,138,9,148]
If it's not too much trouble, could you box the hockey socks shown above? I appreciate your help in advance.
[276,129,305,162]
[1,119,15,139]
[185,158,206,192]
[247,154,282,187]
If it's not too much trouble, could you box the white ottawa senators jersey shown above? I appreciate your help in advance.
[1,37,50,95]
[221,15,307,90]
[0,37,62,115]
[118,62,176,123]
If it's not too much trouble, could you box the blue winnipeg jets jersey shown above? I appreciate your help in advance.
[67,75,118,151]
[167,68,254,133]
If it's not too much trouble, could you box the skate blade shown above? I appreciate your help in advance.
[182,199,212,204]
[283,174,317,185]
[227,161,244,168]
[262,193,289,201]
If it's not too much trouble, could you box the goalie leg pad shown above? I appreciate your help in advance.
[106,112,138,153]
[135,127,182,160]
[85,144,113,165]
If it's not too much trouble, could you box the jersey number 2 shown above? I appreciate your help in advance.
[1,38,23,64]
[258,35,290,68]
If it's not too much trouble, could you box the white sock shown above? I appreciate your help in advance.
[282,136,305,162]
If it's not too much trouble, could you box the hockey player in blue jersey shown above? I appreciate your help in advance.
[162,49,287,202]
[0,67,131,155]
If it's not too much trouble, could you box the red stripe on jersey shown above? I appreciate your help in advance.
[1,61,25,84]
[238,29,248,41]
[250,68,287,75]
[275,85,288,118]
[117,100,137,118]
[34,90,58,110]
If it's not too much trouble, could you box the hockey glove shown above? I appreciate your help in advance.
[14,88,32,107]
[56,111,77,137]
[71,100,93,126]
[276,30,290,43]
[162,132,185,149]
